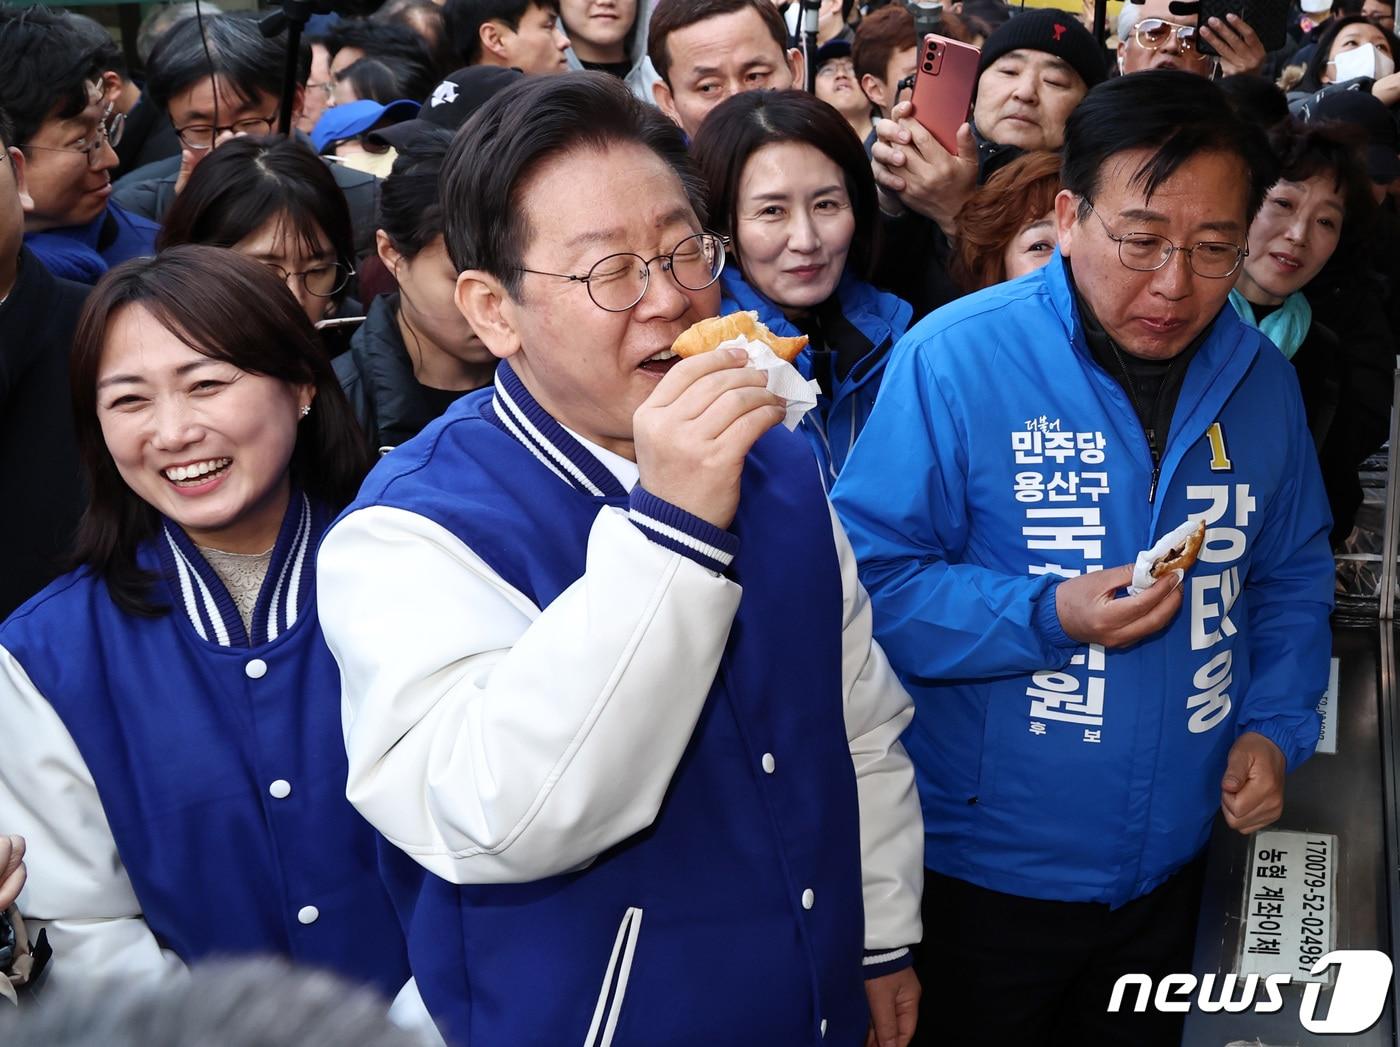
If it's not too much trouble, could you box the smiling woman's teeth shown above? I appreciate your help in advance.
[646,349,677,362]
[164,458,231,483]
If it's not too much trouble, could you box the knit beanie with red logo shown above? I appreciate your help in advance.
[975,8,1108,89]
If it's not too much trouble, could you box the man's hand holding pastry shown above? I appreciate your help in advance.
[1055,565,1184,648]
[634,348,786,531]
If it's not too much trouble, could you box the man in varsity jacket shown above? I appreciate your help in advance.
[316,72,924,1047]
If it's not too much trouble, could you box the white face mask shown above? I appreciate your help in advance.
[1330,42,1397,83]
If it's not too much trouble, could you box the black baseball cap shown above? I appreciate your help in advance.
[1302,86,1400,183]
[369,66,525,151]
[815,38,853,72]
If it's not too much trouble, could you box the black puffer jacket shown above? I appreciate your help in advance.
[1290,312,1391,548]
[334,294,470,454]
[0,249,92,617]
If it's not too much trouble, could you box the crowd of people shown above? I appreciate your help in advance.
[0,0,1393,1042]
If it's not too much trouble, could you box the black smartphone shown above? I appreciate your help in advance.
[1194,0,1291,56]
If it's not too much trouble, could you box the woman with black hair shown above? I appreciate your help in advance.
[1288,12,1400,99]
[1234,119,1385,544]
[335,141,497,453]
[158,136,359,325]
[332,54,437,107]
[691,89,911,484]
[0,247,408,997]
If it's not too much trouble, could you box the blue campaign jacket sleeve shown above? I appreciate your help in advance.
[831,330,1077,682]
[1234,370,1332,771]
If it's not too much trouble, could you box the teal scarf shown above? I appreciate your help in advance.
[1229,289,1312,360]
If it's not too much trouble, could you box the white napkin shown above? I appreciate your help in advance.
[714,334,820,431]
[1128,516,1206,595]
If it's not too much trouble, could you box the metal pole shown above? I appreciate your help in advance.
[801,0,821,92]
[1379,364,1400,620]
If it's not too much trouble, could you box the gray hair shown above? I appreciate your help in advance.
[0,958,434,1047]
[1118,0,1144,43]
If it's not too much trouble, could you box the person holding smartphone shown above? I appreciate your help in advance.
[1117,0,1269,77]
[870,10,1104,318]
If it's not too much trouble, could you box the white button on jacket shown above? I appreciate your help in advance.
[244,659,268,680]
[801,889,814,910]
[297,905,319,925]
[268,780,291,799]
[761,753,776,774]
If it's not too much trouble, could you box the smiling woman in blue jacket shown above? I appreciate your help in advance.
[0,247,408,1001]
[691,90,912,485]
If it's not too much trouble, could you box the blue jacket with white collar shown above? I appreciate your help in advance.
[721,268,911,486]
[0,492,408,996]
[326,360,893,1046]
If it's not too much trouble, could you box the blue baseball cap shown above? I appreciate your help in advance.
[311,98,421,153]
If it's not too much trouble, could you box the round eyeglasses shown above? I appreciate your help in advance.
[1132,18,1204,52]
[260,260,356,298]
[103,102,126,149]
[174,115,278,151]
[22,123,116,169]
[515,231,729,313]
[1084,203,1246,279]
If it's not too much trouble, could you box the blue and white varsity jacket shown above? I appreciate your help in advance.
[0,492,409,998]
[831,252,1335,907]
[721,269,912,486]
[316,361,923,1047]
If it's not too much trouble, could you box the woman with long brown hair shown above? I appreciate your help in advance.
[0,246,407,998]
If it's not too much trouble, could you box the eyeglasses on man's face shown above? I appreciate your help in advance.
[818,58,857,79]
[1083,201,1246,279]
[1132,18,1207,53]
[174,115,279,151]
[260,260,355,298]
[515,231,729,313]
[22,121,117,169]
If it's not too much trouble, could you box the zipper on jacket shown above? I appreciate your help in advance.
[1146,429,1161,505]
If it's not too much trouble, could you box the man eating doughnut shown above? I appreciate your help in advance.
[317,72,923,1047]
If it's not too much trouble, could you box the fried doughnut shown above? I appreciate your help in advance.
[1150,519,1206,578]
[671,311,809,363]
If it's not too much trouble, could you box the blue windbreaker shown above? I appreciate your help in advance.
[721,269,911,485]
[832,253,1334,907]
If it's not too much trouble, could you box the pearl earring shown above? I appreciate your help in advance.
[300,404,311,419]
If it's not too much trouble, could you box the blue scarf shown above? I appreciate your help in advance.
[1229,289,1312,360]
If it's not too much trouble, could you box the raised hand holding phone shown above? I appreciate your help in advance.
[908,33,980,154]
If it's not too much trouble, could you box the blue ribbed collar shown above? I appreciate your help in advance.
[484,359,628,499]
[156,486,323,648]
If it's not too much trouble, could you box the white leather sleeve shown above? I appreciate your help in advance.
[829,504,924,957]
[0,646,187,988]
[317,504,743,885]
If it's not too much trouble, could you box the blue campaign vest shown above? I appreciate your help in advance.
[0,492,408,998]
[347,362,867,1046]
